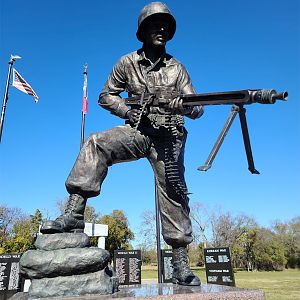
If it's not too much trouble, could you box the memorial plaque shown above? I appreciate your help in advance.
[204,247,235,286]
[114,250,141,285]
[0,254,21,299]
[161,249,173,283]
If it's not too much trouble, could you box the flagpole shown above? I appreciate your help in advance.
[155,180,163,283]
[80,64,88,149]
[0,55,21,143]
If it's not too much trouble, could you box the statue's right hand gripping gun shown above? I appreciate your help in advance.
[124,89,288,174]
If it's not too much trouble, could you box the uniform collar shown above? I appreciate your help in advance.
[137,48,167,72]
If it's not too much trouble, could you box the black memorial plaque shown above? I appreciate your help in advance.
[161,249,173,283]
[0,254,21,299]
[114,250,141,285]
[204,247,235,286]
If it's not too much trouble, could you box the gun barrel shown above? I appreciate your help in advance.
[250,89,288,104]
[182,89,288,106]
[273,91,288,101]
[124,89,288,106]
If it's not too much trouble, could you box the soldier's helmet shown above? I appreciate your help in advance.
[136,2,176,42]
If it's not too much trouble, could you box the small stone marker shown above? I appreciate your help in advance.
[114,250,141,285]
[204,247,235,286]
[0,254,21,299]
[161,249,173,283]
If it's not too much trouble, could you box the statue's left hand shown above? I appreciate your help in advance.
[126,109,141,124]
[169,97,192,115]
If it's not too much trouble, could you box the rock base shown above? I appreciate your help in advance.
[29,267,118,299]
[19,233,118,299]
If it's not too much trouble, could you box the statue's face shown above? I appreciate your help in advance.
[143,16,170,47]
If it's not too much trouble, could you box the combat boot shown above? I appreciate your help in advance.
[172,246,201,286]
[40,194,86,234]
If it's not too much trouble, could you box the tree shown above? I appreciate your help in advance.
[182,202,213,266]
[140,246,157,265]
[56,197,68,214]
[84,205,101,223]
[99,210,134,258]
[187,243,205,267]
[210,211,258,269]
[287,217,300,268]
[252,227,287,271]
[137,210,174,265]
[0,206,24,235]
[0,205,25,254]
[138,210,157,250]
[272,216,300,268]
[189,202,210,247]
[240,226,259,271]
[1,209,43,254]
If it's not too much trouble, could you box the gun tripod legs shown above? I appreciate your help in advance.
[198,105,239,172]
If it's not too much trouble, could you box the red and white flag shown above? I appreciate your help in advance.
[82,70,88,114]
[12,69,39,103]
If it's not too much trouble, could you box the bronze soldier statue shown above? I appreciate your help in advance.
[41,2,203,286]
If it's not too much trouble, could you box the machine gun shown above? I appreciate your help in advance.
[124,89,288,174]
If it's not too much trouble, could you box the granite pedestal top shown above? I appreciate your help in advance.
[11,282,265,300]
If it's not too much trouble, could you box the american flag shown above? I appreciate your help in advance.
[12,68,39,103]
[82,68,88,114]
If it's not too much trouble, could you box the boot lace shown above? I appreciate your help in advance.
[65,194,79,214]
[174,247,194,279]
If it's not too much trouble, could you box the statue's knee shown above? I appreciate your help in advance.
[84,133,104,147]
[175,232,191,246]
[164,231,192,248]
[86,133,98,142]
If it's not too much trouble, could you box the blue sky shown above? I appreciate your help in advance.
[0,0,299,241]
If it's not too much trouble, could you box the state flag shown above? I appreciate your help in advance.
[82,71,88,114]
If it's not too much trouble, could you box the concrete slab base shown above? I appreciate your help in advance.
[11,283,265,300]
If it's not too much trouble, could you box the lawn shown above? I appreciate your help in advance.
[141,266,300,300]
[235,269,300,300]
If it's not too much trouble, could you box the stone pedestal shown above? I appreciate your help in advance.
[19,233,118,299]
[11,283,265,300]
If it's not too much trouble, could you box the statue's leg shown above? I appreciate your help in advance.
[147,127,200,286]
[41,125,151,234]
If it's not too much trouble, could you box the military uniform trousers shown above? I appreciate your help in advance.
[65,124,193,247]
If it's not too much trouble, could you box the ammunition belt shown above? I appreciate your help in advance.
[164,135,189,200]
[146,113,184,130]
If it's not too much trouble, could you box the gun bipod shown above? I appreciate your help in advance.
[198,104,260,174]
[237,104,260,174]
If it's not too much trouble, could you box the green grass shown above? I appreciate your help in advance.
[234,269,300,300]
[141,266,300,300]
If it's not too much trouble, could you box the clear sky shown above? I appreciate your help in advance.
[0,0,299,241]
